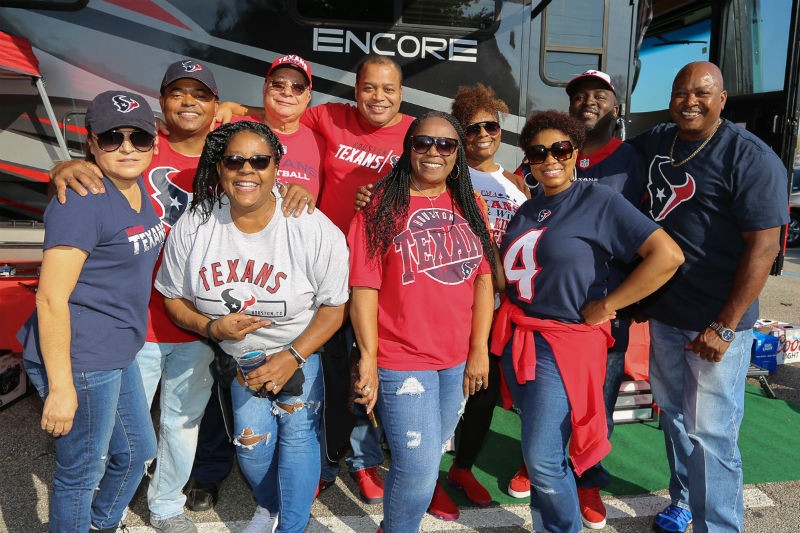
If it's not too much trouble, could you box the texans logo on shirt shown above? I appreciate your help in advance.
[148,166,191,228]
[125,223,165,255]
[181,60,202,72]
[394,207,483,286]
[647,155,696,222]
[537,209,551,222]
[221,288,256,313]
[112,94,140,113]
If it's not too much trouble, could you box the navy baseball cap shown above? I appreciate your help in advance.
[566,70,616,96]
[160,59,219,98]
[85,90,156,136]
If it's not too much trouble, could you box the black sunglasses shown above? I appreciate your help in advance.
[464,121,501,139]
[221,154,273,171]
[410,135,459,157]
[266,79,308,97]
[94,130,155,152]
[524,141,576,165]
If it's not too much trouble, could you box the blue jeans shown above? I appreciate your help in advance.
[231,353,323,533]
[500,337,582,533]
[320,402,384,479]
[25,359,156,533]
[377,362,467,533]
[137,340,214,519]
[649,319,753,533]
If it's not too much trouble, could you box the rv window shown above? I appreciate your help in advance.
[541,0,607,84]
[296,0,498,29]
[0,0,87,8]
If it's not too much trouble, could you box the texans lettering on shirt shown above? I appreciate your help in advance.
[126,223,165,255]
[646,155,697,222]
[393,207,483,285]
[148,166,192,228]
[196,259,289,318]
[333,142,399,173]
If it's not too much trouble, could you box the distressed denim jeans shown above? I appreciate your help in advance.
[25,359,156,533]
[376,362,467,533]
[649,319,753,533]
[230,352,323,533]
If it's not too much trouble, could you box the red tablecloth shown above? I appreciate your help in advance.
[0,278,37,352]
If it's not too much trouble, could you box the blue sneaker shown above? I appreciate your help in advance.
[653,504,693,532]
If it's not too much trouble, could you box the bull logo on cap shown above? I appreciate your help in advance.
[181,60,202,72]
[112,94,140,113]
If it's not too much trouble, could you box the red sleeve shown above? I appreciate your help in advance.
[347,210,382,289]
[301,103,324,132]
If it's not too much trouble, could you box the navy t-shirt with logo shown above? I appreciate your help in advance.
[628,120,789,331]
[19,176,165,371]
[500,181,659,323]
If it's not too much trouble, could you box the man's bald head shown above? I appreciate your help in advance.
[669,61,727,141]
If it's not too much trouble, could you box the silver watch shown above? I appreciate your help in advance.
[709,321,736,342]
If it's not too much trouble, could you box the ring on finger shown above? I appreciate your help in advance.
[362,385,372,394]
[475,379,484,387]
[272,382,280,391]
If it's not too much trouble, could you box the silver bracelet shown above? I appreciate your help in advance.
[288,345,306,368]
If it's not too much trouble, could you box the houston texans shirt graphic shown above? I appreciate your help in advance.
[148,166,191,228]
[393,207,483,285]
[647,155,697,222]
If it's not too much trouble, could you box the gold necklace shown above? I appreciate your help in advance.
[669,118,723,168]
[410,178,445,207]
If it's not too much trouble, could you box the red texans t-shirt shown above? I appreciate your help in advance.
[348,192,491,370]
[143,134,200,343]
[302,103,414,233]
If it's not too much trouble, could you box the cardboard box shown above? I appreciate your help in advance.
[751,330,778,372]
[0,351,27,409]
[613,380,656,424]
[769,323,800,365]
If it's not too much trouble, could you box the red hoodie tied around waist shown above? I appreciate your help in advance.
[490,298,615,476]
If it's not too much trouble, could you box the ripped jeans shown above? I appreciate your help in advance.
[230,352,322,533]
[377,362,467,533]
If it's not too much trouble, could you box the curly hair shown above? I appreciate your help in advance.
[191,120,283,223]
[450,83,508,128]
[362,111,495,272]
[518,110,586,151]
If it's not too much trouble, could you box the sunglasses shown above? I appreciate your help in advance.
[524,141,576,165]
[266,79,308,97]
[410,135,459,157]
[94,130,155,152]
[221,154,273,171]
[464,121,501,139]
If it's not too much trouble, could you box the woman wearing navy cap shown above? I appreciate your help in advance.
[18,90,163,533]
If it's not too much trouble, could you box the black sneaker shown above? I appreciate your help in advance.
[184,478,219,512]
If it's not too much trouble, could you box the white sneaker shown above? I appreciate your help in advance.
[241,506,278,533]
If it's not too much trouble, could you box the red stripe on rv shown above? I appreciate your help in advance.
[0,162,49,183]
[0,195,44,215]
[21,114,87,135]
[104,0,191,30]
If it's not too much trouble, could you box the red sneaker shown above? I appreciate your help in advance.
[577,487,607,529]
[447,465,492,507]
[428,480,460,521]
[350,467,384,504]
[507,464,530,498]
[315,478,334,499]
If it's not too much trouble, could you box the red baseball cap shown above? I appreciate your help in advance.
[266,54,312,88]
[565,70,615,96]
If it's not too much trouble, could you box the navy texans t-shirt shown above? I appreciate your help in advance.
[19,176,165,371]
[500,181,659,323]
[628,120,789,331]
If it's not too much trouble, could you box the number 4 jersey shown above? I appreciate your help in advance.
[500,181,659,323]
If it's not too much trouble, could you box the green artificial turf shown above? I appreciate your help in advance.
[438,383,800,506]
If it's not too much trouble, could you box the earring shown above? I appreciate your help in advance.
[451,163,461,179]
[570,167,577,182]
[524,173,539,189]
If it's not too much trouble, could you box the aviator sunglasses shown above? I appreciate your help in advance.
[410,135,459,157]
[525,140,575,165]
[221,154,273,171]
[464,120,501,139]
[266,79,308,97]
[94,130,155,152]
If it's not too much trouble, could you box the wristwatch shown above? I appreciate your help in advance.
[288,345,306,368]
[709,321,736,342]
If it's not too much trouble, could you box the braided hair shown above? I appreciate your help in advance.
[362,111,496,272]
[191,120,283,223]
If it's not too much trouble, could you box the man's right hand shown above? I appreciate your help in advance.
[354,183,374,211]
[49,160,104,204]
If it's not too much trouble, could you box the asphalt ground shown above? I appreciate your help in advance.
[1,248,798,533]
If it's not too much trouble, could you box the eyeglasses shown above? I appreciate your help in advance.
[524,141,575,165]
[464,121,501,139]
[94,130,155,152]
[266,79,308,97]
[221,154,273,171]
[410,135,459,157]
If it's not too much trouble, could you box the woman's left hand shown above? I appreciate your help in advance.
[243,351,299,395]
[279,183,315,217]
[581,298,616,326]
[463,349,489,396]
[354,355,379,413]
